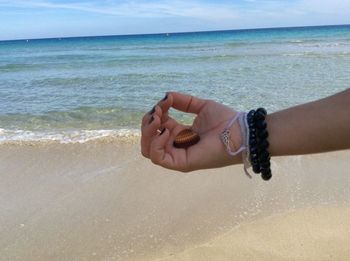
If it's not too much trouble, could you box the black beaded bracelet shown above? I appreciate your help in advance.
[247,110,260,173]
[247,108,272,181]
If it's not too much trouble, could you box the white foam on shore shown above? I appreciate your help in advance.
[0,128,141,144]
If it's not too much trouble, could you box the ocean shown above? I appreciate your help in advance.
[1,25,350,143]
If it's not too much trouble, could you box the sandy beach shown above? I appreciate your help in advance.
[1,138,350,260]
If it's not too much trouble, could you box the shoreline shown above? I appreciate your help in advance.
[0,128,141,145]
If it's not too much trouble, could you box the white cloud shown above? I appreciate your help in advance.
[1,0,349,25]
[1,0,349,40]
[0,0,240,20]
[296,0,350,15]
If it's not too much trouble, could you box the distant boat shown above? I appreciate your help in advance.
[166,33,170,37]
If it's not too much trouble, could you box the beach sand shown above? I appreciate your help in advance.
[1,138,350,260]
[159,206,350,261]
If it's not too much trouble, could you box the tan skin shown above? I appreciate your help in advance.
[141,89,350,172]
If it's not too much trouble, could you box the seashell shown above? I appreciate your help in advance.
[173,129,200,149]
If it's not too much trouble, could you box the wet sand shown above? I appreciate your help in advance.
[0,139,350,260]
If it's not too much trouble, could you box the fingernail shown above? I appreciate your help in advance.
[149,116,154,124]
[161,94,168,101]
[149,106,155,114]
[160,128,166,135]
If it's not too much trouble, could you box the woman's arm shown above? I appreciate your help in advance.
[267,88,350,156]
[140,89,350,172]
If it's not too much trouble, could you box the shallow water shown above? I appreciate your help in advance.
[1,25,350,142]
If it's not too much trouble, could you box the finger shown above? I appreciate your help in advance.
[149,128,176,169]
[141,105,158,127]
[157,93,173,123]
[141,113,161,158]
[146,93,186,132]
[157,93,188,133]
[168,92,207,114]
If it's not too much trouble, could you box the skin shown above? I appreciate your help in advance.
[141,89,350,172]
[267,88,350,156]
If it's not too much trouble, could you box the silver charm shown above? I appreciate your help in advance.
[221,129,231,148]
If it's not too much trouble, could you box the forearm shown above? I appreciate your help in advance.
[266,88,350,156]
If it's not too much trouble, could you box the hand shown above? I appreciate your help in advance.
[141,92,243,172]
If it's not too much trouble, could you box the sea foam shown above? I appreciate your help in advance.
[0,128,140,144]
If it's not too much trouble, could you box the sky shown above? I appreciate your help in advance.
[0,0,350,40]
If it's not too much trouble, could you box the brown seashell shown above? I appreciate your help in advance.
[173,129,200,149]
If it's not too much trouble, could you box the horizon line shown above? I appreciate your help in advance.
[1,23,349,43]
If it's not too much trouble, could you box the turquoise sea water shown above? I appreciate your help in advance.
[0,25,350,142]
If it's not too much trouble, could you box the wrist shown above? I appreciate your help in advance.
[220,112,245,166]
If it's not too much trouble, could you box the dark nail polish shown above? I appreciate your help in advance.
[149,116,154,124]
[160,128,166,135]
[149,106,155,114]
[161,94,168,101]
